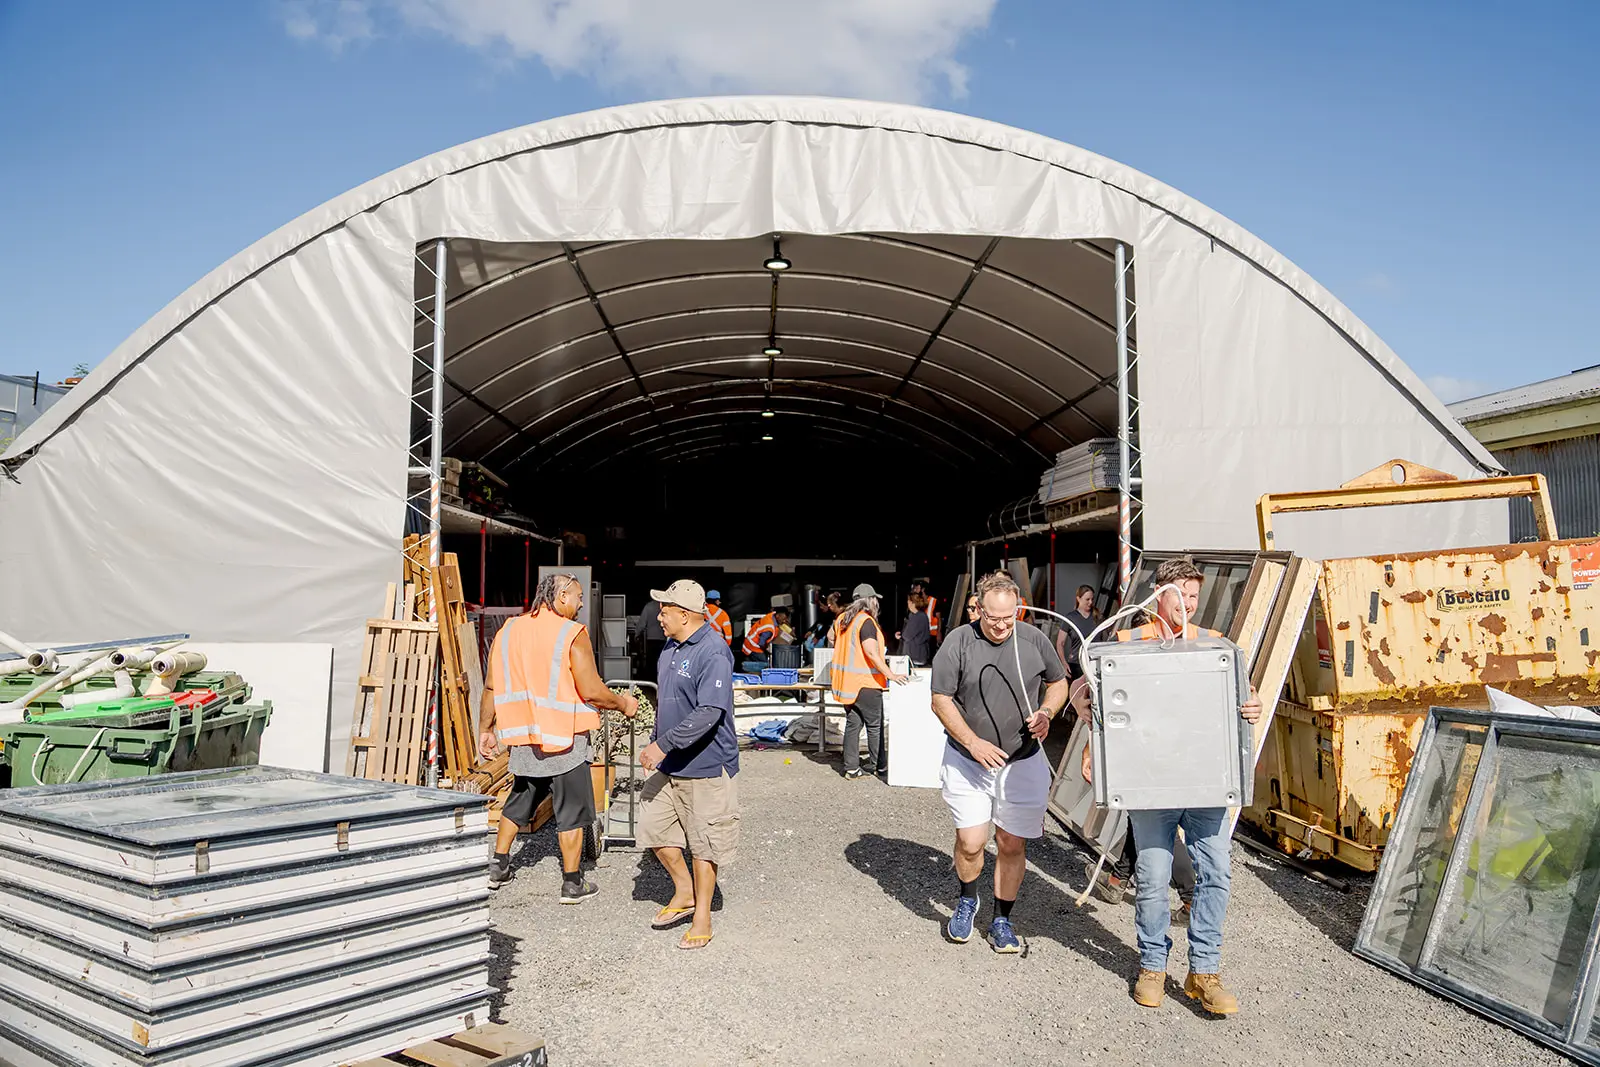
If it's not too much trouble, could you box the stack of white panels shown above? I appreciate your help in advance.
[1037,438,1121,503]
[0,768,493,1067]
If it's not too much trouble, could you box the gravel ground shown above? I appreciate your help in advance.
[487,746,1567,1067]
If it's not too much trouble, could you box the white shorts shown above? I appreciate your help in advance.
[940,743,1051,839]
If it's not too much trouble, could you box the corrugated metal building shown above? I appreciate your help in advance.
[1450,365,1600,540]
[0,374,69,452]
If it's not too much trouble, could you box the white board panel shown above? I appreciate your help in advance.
[179,642,334,773]
[885,669,943,789]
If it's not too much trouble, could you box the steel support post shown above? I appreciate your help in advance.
[1114,242,1142,603]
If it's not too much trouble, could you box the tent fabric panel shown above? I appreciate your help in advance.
[1136,211,1507,556]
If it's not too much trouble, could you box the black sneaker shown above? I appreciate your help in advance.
[843,768,867,780]
[489,864,513,891]
[560,878,599,904]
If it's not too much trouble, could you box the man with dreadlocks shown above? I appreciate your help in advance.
[480,571,636,902]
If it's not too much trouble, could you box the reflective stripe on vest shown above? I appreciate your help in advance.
[1115,621,1219,642]
[830,611,888,703]
[706,604,733,642]
[742,613,778,655]
[489,611,601,752]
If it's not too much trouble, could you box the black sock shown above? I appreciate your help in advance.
[493,851,510,869]
[959,877,979,900]
[994,896,1015,919]
[562,868,581,886]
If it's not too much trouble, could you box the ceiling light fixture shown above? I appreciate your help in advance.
[761,409,775,418]
[761,434,774,441]
[763,343,783,357]
[763,236,791,272]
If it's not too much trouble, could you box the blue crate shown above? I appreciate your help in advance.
[760,668,799,686]
[733,673,763,685]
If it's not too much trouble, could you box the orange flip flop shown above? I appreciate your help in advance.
[677,932,714,950]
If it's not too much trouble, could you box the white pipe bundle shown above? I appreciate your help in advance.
[0,650,108,724]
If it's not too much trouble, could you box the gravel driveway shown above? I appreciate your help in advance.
[486,746,1566,1066]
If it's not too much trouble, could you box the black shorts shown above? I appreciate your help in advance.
[502,762,595,833]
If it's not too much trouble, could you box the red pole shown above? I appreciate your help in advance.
[1049,530,1057,609]
[522,539,531,609]
[479,520,488,606]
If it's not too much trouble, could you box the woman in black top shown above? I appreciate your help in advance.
[1054,584,1099,678]
[898,592,934,667]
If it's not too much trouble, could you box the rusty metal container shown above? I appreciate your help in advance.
[1243,537,1600,870]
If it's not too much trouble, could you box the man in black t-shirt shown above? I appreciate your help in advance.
[929,571,1069,953]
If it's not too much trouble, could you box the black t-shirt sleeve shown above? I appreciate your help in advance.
[860,619,879,644]
[930,630,961,696]
[1035,626,1067,683]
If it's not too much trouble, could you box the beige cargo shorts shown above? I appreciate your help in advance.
[636,768,740,866]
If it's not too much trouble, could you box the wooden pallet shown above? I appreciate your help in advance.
[346,1022,545,1067]
[433,552,477,780]
[347,617,439,783]
[1045,490,1119,524]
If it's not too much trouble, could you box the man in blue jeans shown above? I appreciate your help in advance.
[1115,557,1260,1015]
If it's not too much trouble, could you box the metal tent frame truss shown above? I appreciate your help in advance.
[405,232,1145,778]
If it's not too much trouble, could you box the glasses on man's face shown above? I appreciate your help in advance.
[980,609,1015,625]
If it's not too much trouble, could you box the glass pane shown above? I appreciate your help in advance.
[1429,734,1600,1029]
[1365,722,1487,967]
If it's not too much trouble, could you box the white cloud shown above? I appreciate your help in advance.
[1426,375,1494,404]
[290,0,997,103]
[279,0,376,50]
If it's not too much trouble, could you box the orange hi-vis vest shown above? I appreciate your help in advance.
[830,612,888,704]
[927,596,942,639]
[743,612,779,655]
[1116,620,1221,642]
[705,604,733,643]
[489,609,600,753]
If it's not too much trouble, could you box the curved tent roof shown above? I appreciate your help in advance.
[0,97,1506,769]
[10,97,1488,482]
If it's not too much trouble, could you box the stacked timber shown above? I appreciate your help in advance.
[1037,437,1121,505]
[0,768,493,1067]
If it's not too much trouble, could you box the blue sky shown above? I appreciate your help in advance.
[1,0,1594,402]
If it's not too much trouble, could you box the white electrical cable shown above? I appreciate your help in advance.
[1000,585,1191,907]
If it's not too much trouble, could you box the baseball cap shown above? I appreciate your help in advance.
[705,589,722,600]
[651,579,706,613]
[852,583,881,599]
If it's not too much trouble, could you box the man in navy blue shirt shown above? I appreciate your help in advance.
[637,579,738,950]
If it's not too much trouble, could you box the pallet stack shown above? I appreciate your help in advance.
[358,543,485,787]
[347,584,439,784]
[0,768,493,1067]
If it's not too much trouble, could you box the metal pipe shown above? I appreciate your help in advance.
[1115,241,1133,602]
[427,236,448,789]
[61,670,136,710]
[1234,833,1350,893]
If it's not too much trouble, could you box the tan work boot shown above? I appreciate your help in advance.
[1183,972,1239,1015]
[1132,968,1166,1007]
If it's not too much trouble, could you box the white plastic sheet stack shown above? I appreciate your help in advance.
[0,768,493,1067]
[1037,438,1122,504]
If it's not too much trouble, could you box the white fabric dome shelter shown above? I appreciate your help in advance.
[0,98,1502,769]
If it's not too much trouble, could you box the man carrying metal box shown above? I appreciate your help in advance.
[1101,557,1260,1015]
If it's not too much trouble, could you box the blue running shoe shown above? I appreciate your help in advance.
[947,896,979,943]
[988,916,1021,954]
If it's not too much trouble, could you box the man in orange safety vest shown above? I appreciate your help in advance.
[704,590,733,645]
[480,571,636,902]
